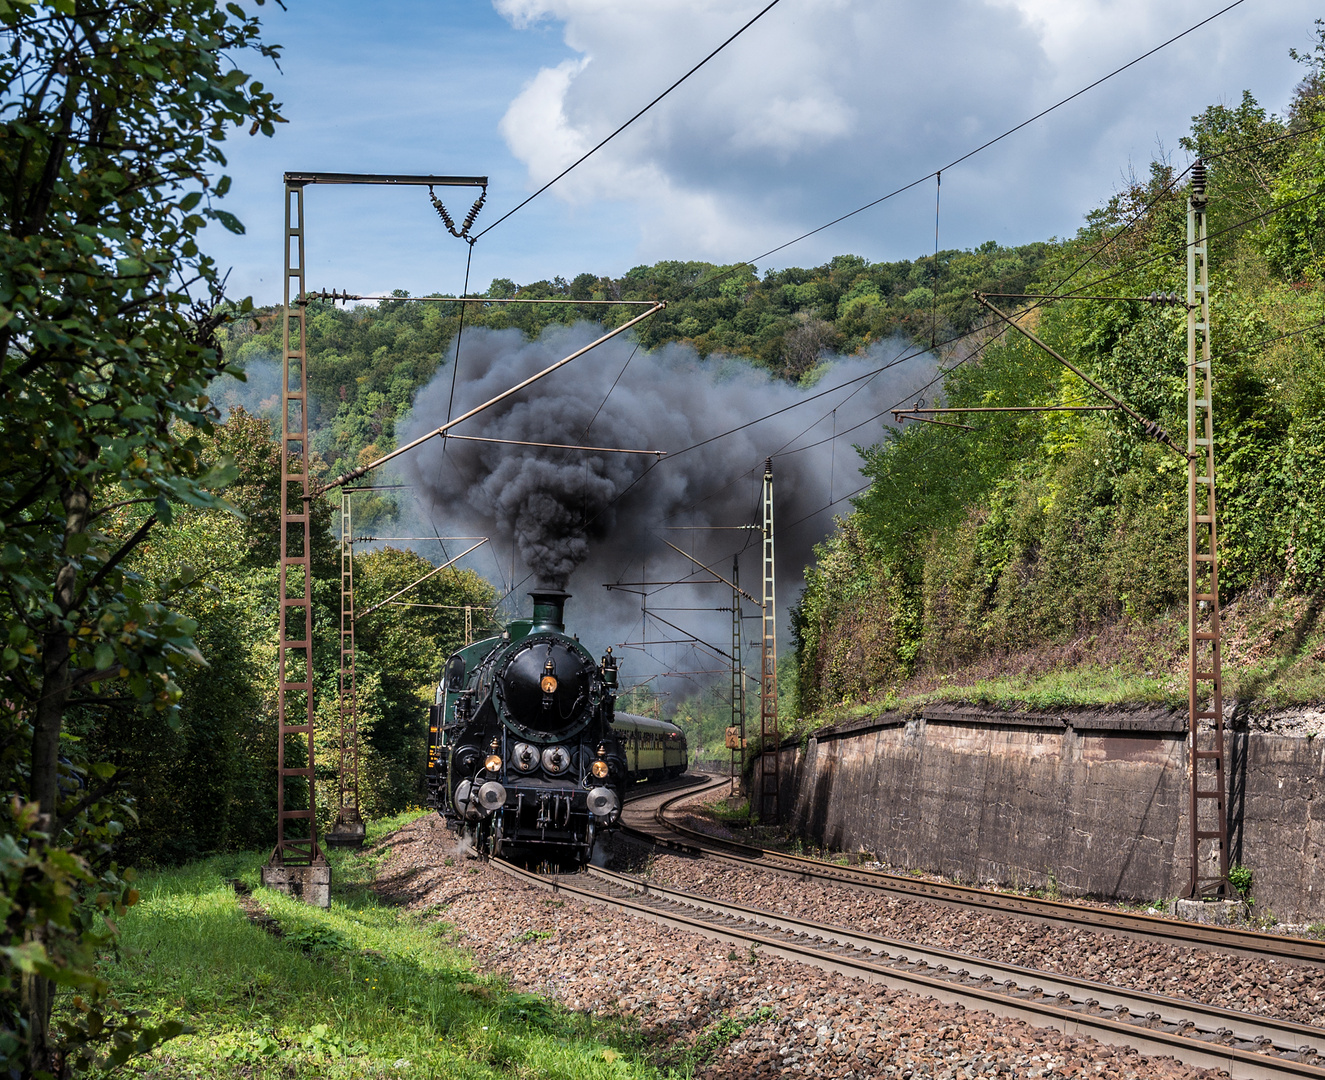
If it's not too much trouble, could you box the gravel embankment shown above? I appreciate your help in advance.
[376,814,1223,1079]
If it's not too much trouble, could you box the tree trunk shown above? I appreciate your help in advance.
[24,476,91,1076]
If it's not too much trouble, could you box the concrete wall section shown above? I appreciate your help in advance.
[765,705,1325,921]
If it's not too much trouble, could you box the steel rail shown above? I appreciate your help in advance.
[585,864,1325,1058]
[490,856,1325,1080]
[628,784,1325,969]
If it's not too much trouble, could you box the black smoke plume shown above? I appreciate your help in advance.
[399,323,934,665]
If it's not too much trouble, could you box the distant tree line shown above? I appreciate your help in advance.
[217,242,1051,526]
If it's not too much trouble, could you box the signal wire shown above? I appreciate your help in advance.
[1223,315,1325,358]
[472,0,785,241]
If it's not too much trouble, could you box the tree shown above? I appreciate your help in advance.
[0,2,282,1072]
[352,548,498,810]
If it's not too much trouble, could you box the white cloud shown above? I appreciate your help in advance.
[493,0,1314,267]
[499,58,592,183]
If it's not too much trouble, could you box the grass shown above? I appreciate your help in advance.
[790,663,1183,738]
[793,588,1325,739]
[708,796,753,828]
[94,810,679,1079]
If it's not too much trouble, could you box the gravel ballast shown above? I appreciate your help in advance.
[376,814,1228,1079]
[643,825,1325,1029]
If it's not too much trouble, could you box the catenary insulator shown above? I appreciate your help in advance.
[1191,160,1208,207]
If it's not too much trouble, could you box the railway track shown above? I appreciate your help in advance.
[623,774,1325,970]
[492,855,1325,1080]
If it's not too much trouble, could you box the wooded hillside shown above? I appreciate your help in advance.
[795,77,1325,719]
[212,52,1325,739]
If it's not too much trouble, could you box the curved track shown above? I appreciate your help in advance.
[478,773,1325,1078]
[492,855,1325,1079]
[623,775,1325,969]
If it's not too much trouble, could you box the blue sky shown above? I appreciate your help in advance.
[208,0,1317,306]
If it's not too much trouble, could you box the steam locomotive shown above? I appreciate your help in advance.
[425,590,688,863]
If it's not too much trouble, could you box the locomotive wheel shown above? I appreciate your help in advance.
[474,819,493,860]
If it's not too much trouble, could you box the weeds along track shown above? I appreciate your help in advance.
[625,779,1325,970]
[490,856,1325,1080]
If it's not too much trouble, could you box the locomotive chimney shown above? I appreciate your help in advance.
[529,589,570,632]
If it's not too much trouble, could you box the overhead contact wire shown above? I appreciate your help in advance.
[473,0,785,240]
[742,0,1248,267]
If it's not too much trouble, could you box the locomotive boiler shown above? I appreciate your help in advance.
[425,589,687,863]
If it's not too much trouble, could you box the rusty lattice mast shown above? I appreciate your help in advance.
[1185,161,1232,898]
[331,488,362,847]
[264,172,487,896]
[268,178,322,877]
[730,556,745,793]
[758,458,779,823]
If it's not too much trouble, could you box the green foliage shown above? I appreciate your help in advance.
[99,840,665,1078]
[349,549,498,815]
[82,412,501,868]
[1258,112,1325,282]
[709,797,752,828]
[792,517,917,713]
[0,0,284,1071]
[1228,863,1254,902]
[796,73,1325,718]
[678,1007,775,1071]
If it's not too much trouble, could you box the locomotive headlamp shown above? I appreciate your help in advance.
[600,647,618,688]
[512,742,538,772]
[541,745,571,774]
[540,656,558,694]
[590,759,609,779]
[483,754,503,773]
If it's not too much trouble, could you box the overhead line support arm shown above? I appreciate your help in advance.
[658,538,760,605]
[356,539,489,619]
[316,302,666,495]
[643,609,734,661]
[284,172,488,187]
[974,293,1187,460]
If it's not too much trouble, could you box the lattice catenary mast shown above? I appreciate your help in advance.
[264,172,487,903]
[730,556,745,793]
[331,489,362,847]
[759,459,780,823]
[1185,161,1232,898]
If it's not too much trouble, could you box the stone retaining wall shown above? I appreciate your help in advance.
[755,704,1325,922]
